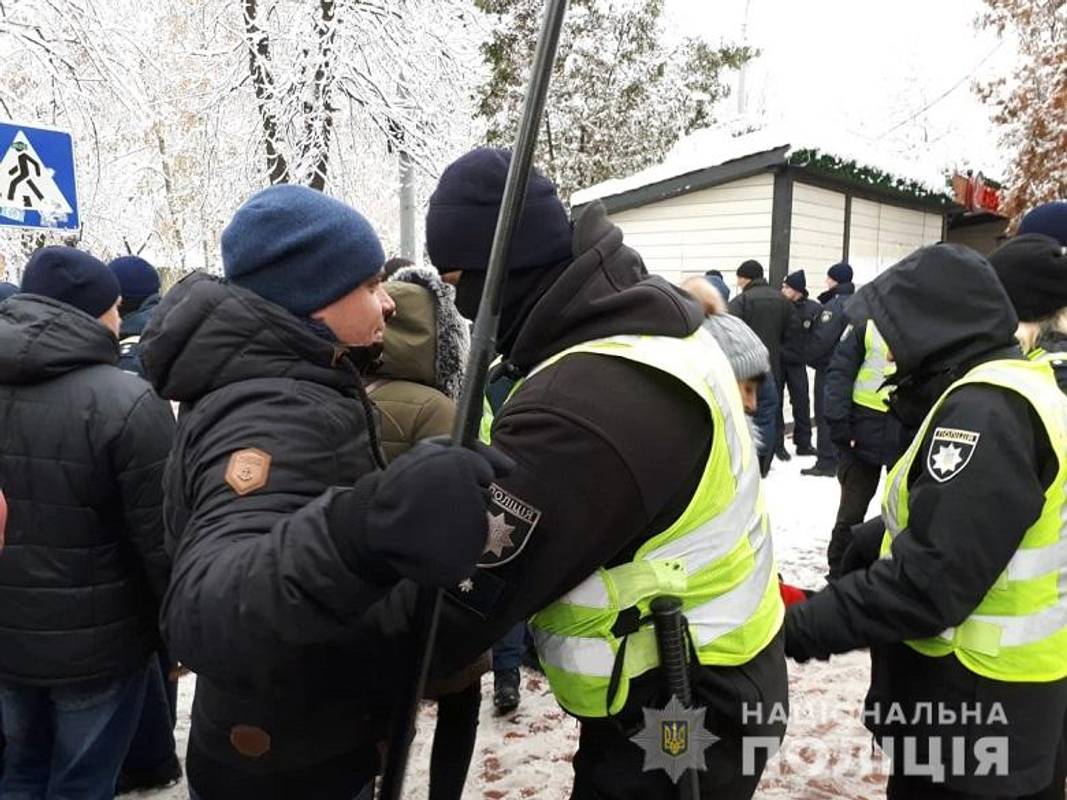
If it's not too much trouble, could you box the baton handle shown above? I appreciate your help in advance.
[650,595,701,800]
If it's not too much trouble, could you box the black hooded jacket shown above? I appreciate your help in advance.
[430,202,789,788]
[0,295,174,685]
[786,244,1067,794]
[139,274,405,776]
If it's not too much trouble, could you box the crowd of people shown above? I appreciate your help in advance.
[0,145,1065,800]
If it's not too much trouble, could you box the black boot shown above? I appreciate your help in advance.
[493,668,521,715]
[774,447,792,462]
[795,445,817,456]
[800,464,837,477]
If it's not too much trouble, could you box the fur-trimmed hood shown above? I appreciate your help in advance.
[372,266,469,399]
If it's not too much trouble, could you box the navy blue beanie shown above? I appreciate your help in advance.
[21,246,120,318]
[0,282,16,302]
[828,262,853,283]
[110,256,160,302]
[1018,202,1067,247]
[222,184,385,316]
[736,260,763,280]
[784,270,806,292]
[704,273,731,303]
[426,148,572,273]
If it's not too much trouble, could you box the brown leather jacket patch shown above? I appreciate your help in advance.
[225,448,272,496]
[230,724,272,758]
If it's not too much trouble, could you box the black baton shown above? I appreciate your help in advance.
[650,596,701,800]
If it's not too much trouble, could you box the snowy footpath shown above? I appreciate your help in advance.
[149,454,886,800]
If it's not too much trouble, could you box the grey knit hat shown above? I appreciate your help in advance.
[701,314,770,381]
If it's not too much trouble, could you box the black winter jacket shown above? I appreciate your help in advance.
[430,203,789,790]
[118,293,160,377]
[786,244,1067,795]
[805,281,855,369]
[824,320,904,467]
[140,274,401,776]
[781,295,820,365]
[0,295,174,685]
[728,278,795,378]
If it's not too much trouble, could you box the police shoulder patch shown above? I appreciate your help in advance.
[926,427,980,483]
[820,309,833,323]
[478,484,541,569]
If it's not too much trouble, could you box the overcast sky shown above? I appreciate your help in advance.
[663,0,1017,179]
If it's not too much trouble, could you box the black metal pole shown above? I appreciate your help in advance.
[377,3,569,797]
[650,596,701,800]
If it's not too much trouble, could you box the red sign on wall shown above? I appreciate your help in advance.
[952,171,1002,214]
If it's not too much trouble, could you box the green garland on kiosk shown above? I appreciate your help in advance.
[788,148,953,207]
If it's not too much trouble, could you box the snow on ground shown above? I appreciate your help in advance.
[147,446,886,799]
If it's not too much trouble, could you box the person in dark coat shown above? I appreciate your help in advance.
[786,243,1067,799]
[991,232,1067,358]
[0,246,175,800]
[822,319,904,577]
[801,262,855,476]
[102,254,184,793]
[778,270,820,458]
[422,148,788,800]
[728,260,794,474]
[138,184,508,800]
[110,255,162,377]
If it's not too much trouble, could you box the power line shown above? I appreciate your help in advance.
[873,40,1004,142]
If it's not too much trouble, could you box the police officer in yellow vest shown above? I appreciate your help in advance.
[822,318,904,577]
[990,231,1067,363]
[785,243,1067,799]
[425,148,788,800]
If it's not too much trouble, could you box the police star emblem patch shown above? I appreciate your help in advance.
[630,695,719,783]
[927,427,980,483]
[477,484,540,568]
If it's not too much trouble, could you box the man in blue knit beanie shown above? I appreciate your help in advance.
[136,183,512,799]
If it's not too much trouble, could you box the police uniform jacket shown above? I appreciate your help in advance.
[429,202,789,792]
[824,322,904,468]
[785,245,1067,795]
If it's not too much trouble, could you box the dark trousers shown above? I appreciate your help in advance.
[756,373,779,475]
[0,661,149,800]
[827,453,882,577]
[492,622,527,673]
[813,368,839,470]
[776,361,812,450]
[121,651,177,773]
[570,718,766,800]
[429,680,482,800]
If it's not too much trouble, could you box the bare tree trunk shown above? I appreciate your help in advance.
[305,0,337,190]
[243,0,288,184]
[154,125,187,273]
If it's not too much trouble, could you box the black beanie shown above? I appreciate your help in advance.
[828,262,853,283]
[784,270,806,293]
[426,148,573,273]
[737,260,763,280]
[989,233,1067,321]
[21,246,120,318]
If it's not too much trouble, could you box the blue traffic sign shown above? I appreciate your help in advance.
[0,121,79,231]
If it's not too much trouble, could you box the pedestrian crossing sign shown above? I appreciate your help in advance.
[0,121,79,231]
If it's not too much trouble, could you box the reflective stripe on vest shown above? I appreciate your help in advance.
[482,331,784,718]
[852,321,895,412]
[880,358,1067,683]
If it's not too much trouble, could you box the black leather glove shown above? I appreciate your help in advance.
[363,440,514,587]
[839,516,886,575]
